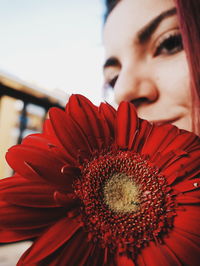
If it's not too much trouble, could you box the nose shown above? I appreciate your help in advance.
[114,65,159,107]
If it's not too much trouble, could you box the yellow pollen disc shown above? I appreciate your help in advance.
[103,173,140,213]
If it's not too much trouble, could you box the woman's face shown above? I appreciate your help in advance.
[103,0,192,131]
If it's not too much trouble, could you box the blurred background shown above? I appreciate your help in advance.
[0,0,106,181]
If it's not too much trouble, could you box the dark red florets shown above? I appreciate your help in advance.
[74,149,176,256]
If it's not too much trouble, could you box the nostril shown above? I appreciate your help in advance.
[131,97,150,108]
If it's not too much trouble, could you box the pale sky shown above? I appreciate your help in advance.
[0,0,105,104]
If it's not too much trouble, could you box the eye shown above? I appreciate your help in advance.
[154,32,183,57]
[104,75,118,90]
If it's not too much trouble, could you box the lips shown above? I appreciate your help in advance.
[150,117,180,126]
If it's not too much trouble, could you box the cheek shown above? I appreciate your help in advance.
[153,53,191,106]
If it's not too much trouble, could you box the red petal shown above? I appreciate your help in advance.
[141,124,179,156]
[86,245,105,266]
[65,94,106,150]
[163,149,200,184]
[22,133,73,165]
[132,119,153,152]
[22,133,50,148]
[43,118,55,136]
[152,242,182,265]
[0,201,66,230]
[140,241,182,266]
[115,254,135,265]
[6,146,40,180]
[49,107,93,160]
[174,207,200,236]
[19,217,81,264]
[164,230,200,265]
[55,230,93,266]
[6,145,76,189]
[53,191,80,208]
[156,245,182,266]
[162,131,200,155]
[175,228,200,246]
[177,195,200,204]
[174,178,200,193]
[183,189,200,198]
[116,102,138,149]
[139,242,162,266]
[135,253,146,266]
[152,150,178,169]
[99,102,116,138]
[0,229,41,243]
[43,118,76,162]
[66,94,98,113]
[0,176,58,208]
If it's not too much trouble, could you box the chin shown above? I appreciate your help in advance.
[172,118,192,132]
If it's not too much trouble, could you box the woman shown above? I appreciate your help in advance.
[103,0,200,136]
[0,1,199,265]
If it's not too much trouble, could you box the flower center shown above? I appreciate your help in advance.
[74,149,175,256]
[103,173,140,213]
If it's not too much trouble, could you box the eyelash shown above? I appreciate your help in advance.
[103,76,118,91]
[104,33,183,90]
[154,32,183,56]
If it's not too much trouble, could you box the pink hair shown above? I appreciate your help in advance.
[175,0,200,135]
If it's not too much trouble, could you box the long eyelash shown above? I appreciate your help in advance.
[154,32,183,56]
[104,76,118,90]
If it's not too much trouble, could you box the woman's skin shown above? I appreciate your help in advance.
[103,0,193,132]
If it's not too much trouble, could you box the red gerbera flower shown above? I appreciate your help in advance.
[0,94,200,265]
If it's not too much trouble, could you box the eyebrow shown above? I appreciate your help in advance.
[103,57,120,69]
[103,7,177,70]
[138,7,177,43]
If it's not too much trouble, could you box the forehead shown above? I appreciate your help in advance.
[103,0,176,54]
